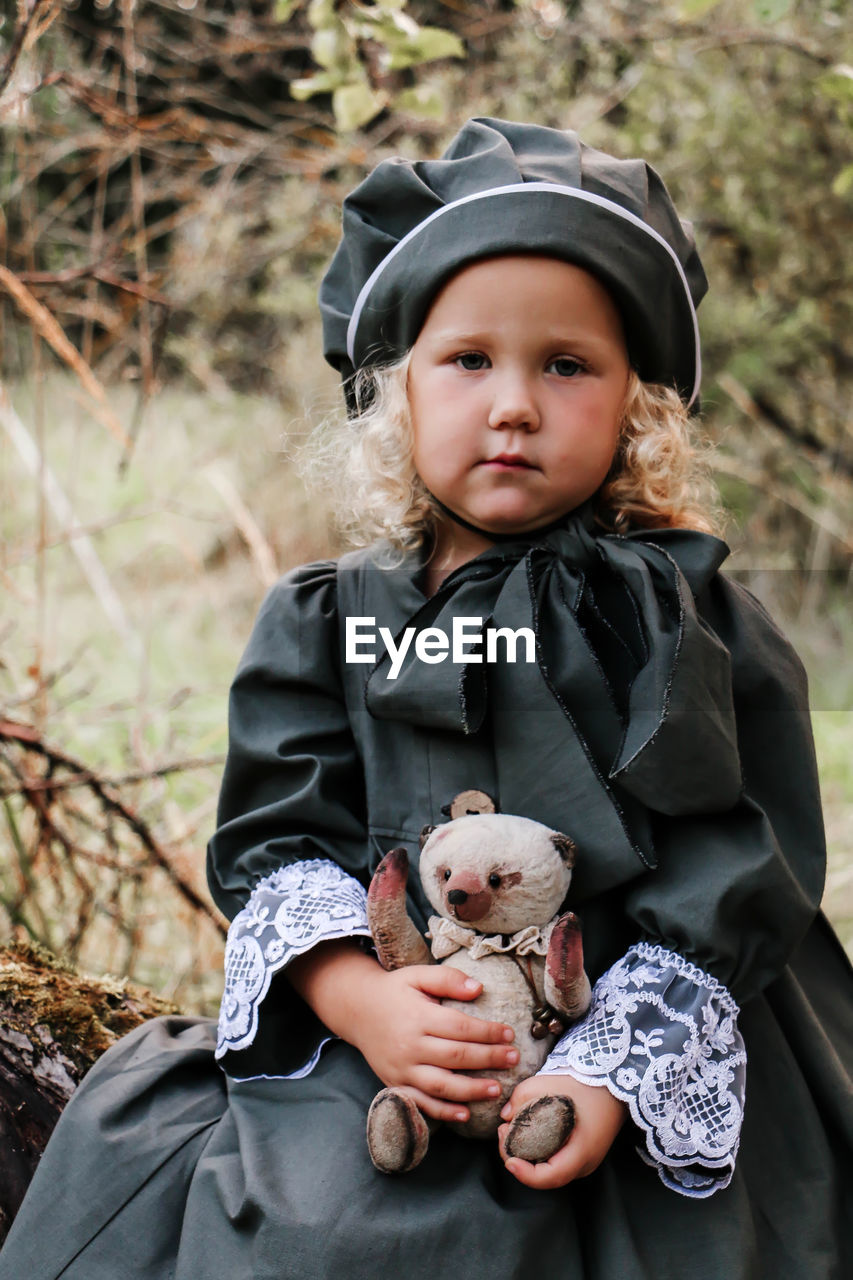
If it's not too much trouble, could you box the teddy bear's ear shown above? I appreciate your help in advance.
[418,825,435,850]
[552,833,577,867]
[446,790,497,820]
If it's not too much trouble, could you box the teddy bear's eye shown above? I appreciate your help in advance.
[442,868,451,881]
[488,873,502,889]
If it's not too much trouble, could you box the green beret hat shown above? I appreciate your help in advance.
[320,117,707,406]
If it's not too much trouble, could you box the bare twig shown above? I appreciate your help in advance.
[0,269,130,448]
[688,27,834,67]
[0,754,224,797]
[0,0,56,101]
[718,374,853,484]
[203,463,279,588]
[120,0,155,465]
[0,383,142,654]
[711,454,853,554]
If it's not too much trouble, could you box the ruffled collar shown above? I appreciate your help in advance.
[428,916,552,961]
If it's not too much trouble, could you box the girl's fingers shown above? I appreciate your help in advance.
[421,1036,519,1073]
[407,962,507,1024]
[411,1065,504,1104]
[410,965,491,1005]
[500,1147,592,1190]
[421,1002,514,1045]
[402,967,515,1044]
[402,1087,473,1125]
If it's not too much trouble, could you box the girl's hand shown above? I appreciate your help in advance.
[497,1073,627,1189]
[287,942,518,1124]
[349,963,520,1124]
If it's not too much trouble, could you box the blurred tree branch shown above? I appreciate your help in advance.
[0,0,60,101]
[0,717,225,936]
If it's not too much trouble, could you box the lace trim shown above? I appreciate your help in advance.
[538,942,747,1198]
[216,859,371,1059]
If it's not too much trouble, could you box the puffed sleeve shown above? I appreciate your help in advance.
[206,562,373,1079]
[539,575,826,1196]
[624,574,825,1001]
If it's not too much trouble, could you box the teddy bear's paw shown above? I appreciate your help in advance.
[504,1095,575,1164]
[367,1088,430,1174]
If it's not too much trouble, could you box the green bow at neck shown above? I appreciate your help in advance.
[364,507,742,889]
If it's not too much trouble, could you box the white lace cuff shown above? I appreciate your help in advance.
[538,942,747,1198]
[216,859,371,1060]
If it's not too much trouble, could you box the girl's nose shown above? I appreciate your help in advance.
[487,373,540,432]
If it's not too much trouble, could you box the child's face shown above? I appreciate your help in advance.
[408,255,630,550]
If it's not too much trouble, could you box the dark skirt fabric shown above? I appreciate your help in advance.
[2,917,851,1280]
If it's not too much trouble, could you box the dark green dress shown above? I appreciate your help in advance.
[2,515,851,1279]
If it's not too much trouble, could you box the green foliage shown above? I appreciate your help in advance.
[819,61,853,150]
[289,0,465,129]
[753,0,792,20]
[821,64,853,101]
[832,163,853,196]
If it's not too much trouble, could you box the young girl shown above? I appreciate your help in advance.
[2,116,851,1280]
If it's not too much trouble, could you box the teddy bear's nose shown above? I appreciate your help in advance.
[444,874,492,922]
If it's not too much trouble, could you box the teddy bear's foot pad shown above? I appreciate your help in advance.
[367,1089,430,1174]
[504,1095,575,1164]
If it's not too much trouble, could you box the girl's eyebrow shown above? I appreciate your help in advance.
[425,329,494,345]
[426,325,600,342]
[425,327,610,352]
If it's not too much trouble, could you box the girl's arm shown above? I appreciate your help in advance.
[209,565,377,1080]
[287,940,521,1124]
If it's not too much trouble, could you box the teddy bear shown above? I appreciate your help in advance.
[365,790,591,1175]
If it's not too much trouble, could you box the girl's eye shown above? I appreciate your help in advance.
[454,352,489,371]
[547,356,586,378]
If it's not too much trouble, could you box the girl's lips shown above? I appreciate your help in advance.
[480,455,536,469]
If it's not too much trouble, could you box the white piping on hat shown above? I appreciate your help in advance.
[346,181,702,406]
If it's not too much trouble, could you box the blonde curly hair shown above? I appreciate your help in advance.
[305,355,723,553]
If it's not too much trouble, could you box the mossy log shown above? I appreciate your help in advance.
[0,942,176,1244]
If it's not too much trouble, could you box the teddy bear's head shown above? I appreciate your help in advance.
[418,813,575,935]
